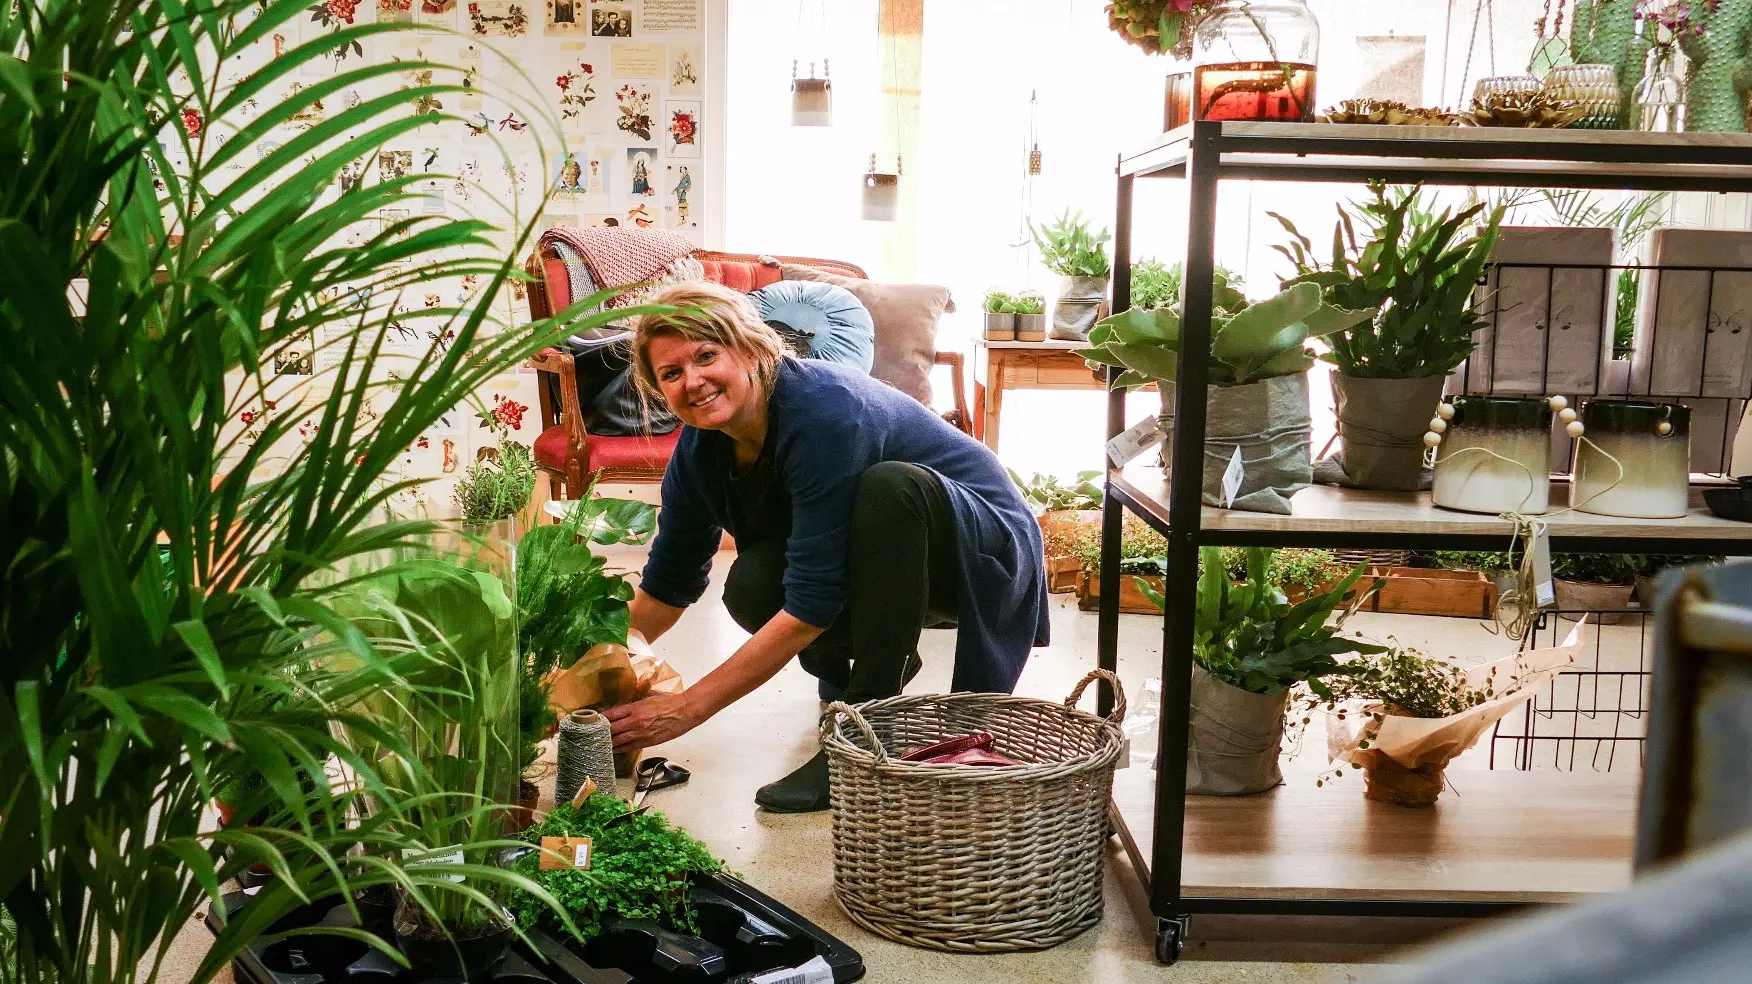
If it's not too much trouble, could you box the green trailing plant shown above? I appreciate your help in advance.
[1007,469,1104,512]
[456,440,538,521]
[1311,645,1498,720]
[1081,279,1376,388]
[0,0,644,978]
[1272,184,1504,379]
[1031,210,1112,279]
[516,488,656,772]
[510,795,724,942]
[1141,547,1384,695]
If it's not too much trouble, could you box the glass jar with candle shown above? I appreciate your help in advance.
[1572,400,1691,518]
[1191,0,1320,123]
[1430,397,1555,515]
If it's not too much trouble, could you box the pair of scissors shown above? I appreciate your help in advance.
[631,756,691,809]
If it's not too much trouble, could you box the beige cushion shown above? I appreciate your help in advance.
[780,264,954,405]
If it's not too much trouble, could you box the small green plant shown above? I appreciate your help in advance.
[1130,258,1181,311]
[1012,291,1046,315]
[1311,645,1498,720]
[1008,469,1104,512]
[1272,183,1504,379]
[1141,547,1384,695]
[1427,550,1519,574]
[456,441,537,520]
[1549,553,1721,585]
[1031,210,1112,278]
[511,796,724,941]
[1219,547,1343,595]
[1081,279,1377,388]
[1072,516,1168,576]
[984,289,1015,314]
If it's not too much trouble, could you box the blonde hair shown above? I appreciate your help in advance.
[629,281,786,410]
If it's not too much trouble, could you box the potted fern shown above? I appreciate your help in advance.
[1141,547,1382,795]
[1032,210,1112,340]
[1273,184,1504,492]
[1080,277,1376,513]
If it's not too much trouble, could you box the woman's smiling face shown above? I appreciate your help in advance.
[645,333,758,431]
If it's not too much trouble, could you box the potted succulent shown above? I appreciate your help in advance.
[1080,277,1377,513]
[1031,210,1112,340]
[982,290,1016,341]
[1141,547,1381,795]
[1010,469,1104,593]
[1274,185,1504,492]
[1013,290,1048,341]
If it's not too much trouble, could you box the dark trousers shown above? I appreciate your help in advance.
[722,461,960,702]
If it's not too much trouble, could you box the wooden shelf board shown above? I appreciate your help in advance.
[1111,766,1637,902]
[1111,464,1752,543]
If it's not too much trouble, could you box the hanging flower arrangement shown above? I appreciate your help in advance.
[615,85,653,141]
[557,63,597,121]
[1105,0,1215,59]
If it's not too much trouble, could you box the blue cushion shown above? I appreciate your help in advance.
[748,281,875,373]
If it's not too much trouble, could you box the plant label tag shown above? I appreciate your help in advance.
[1105,416,1163,469]
[539,836,593,871]
[404,847,466,882]
[1117,736,1131,770]
[1530,526,1557,608]
[1221,446,1244,508]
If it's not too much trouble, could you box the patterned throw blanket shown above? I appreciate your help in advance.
[538,226,701,309]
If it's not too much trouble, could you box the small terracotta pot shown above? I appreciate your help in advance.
[1553,579,1636,625]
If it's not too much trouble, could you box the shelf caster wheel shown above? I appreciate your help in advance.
[1155,917,1187,965]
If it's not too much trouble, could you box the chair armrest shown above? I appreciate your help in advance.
[527,348,590,464]
[934,350,972,436]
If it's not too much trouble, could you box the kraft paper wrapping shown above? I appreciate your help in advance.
[1327,619,1587,770]
[545,630,685,717]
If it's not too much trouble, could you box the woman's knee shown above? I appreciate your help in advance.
[722,540,787,633]
[853,461,933,531]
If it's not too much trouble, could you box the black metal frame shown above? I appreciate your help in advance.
[1097,121,1752,965]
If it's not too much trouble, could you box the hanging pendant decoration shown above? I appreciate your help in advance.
[1026,90,1042,175]
[862,152,901,221]
[792,58,832,126]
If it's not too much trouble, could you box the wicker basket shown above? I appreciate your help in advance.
[1333,547,1412,568]
[820,670,1126,953]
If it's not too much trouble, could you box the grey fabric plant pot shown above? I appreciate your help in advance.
[1187,665,1289,796]
[1050,275,1108,340]
[1160,374,1312,515]
[1313,374,1447,491]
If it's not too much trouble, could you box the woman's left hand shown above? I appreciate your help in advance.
[605,691,705,750]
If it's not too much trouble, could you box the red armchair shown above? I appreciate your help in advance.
[524,247,970,501]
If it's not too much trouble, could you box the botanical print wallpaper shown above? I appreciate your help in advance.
[208,0,713,508]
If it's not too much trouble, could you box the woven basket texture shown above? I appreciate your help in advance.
[1332,548,1412,568]
[820,670,1126,952]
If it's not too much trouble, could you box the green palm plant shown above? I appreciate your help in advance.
[0,0,634,979]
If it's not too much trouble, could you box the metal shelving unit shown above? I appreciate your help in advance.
[1095,121,1752,964]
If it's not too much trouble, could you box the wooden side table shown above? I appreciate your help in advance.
[976,339,1108,452]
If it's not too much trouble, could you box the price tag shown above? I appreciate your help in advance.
[1221,446,1245,508]
[749,956,834,984]
[539,836,594,871]
[1116,737,1131,770]
[1530,524,1556,609]
[1105,416,1164,469]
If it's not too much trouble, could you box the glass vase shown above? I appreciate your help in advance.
[1633,47,1685,133]
[1542,63,1622,129]
[1191,0,1320,123]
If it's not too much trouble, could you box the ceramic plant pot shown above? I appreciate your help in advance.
[1554,578,1636,625]
[1431,396,1554,515]
[1014,311,1047,342]
[1572,400,1690,519]
[982,311,1015,341]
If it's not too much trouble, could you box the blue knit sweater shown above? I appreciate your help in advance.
[640,357,1049,693]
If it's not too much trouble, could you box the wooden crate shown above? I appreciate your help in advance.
[1046,555,1083,594]
[1039,510,1100,595]
[1076,571,1166,614]
[1360,566,1498,619]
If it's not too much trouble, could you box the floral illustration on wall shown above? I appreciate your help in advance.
[556,62,596,122]
[307,0,365,62]
[668,108,695,148]
[615,84,653,141]
[477,393,530,434]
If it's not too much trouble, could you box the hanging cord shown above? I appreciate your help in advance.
[1456,0,1498,107]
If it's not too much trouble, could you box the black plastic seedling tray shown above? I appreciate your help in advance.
[205,872,863,984]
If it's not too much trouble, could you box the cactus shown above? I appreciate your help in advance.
[1570,0,1651,126]
[1679,0,1752,132]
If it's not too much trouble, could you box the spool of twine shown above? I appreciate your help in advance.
[555,709,617,804]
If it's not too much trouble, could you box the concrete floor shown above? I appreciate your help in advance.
[162,540,1642,983]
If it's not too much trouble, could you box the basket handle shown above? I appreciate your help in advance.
[825,700,889,764]
[1065,669,1127,726]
